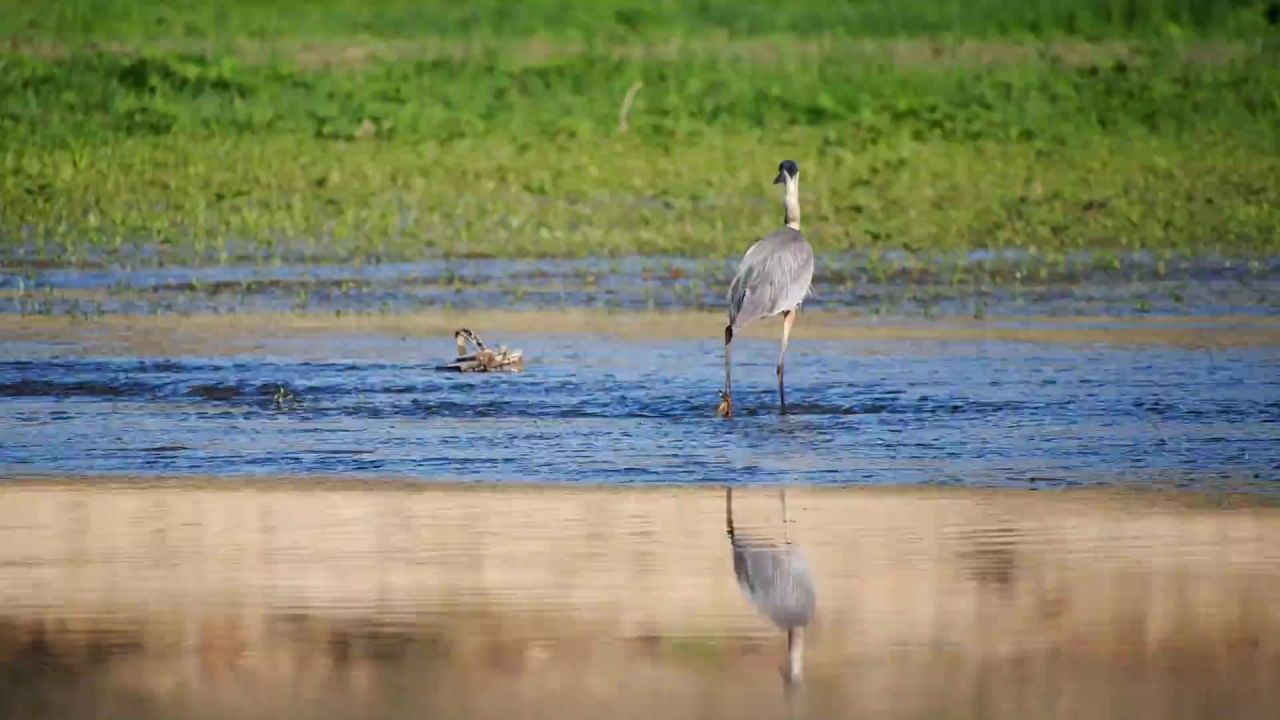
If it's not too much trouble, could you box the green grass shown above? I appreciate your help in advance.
[1,3,1278,268]
[2,0,1275,41]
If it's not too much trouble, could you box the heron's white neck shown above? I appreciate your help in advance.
[783,178,800,231]
[786,627,805,683]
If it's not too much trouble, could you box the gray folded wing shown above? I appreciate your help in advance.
[728,227,815,329]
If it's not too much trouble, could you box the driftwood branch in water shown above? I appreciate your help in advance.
[436,328,525,372]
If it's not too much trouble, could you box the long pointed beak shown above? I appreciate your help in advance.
[773,172,786,185]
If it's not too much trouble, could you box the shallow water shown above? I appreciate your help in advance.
[1,316,1277,486]
[2,256,1278,717]
[4,255,1278,317]
[0,483,1276,720]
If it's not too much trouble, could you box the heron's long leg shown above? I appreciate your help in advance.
[719,325,734,417]
[724,326,734,395]
[777,310,796,411]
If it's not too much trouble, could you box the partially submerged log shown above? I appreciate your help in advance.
[435,328,525,373]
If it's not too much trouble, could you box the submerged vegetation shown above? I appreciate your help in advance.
[1,1,1278,269]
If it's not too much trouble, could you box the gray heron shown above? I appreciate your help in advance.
[718,160,815,417]
[726,487,816,685]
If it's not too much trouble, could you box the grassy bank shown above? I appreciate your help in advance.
[2,0,1274,41]
[1,4,1278,269]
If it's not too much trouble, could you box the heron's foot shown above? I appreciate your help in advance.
[716,390,733,418]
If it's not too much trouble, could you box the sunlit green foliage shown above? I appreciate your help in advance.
[1,2,1278,267]
[1,0,1273,40]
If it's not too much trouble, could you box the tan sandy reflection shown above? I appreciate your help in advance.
[0,481,1276,720]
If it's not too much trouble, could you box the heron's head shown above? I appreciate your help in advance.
[773,160,799,187]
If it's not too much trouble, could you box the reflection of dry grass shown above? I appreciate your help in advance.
[0,482,1276,720]
[2,310,1278,357]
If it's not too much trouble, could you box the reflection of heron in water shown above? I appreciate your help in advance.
[725,487,816,685]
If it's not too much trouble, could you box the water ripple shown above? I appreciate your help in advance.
[1,336,1277,488]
